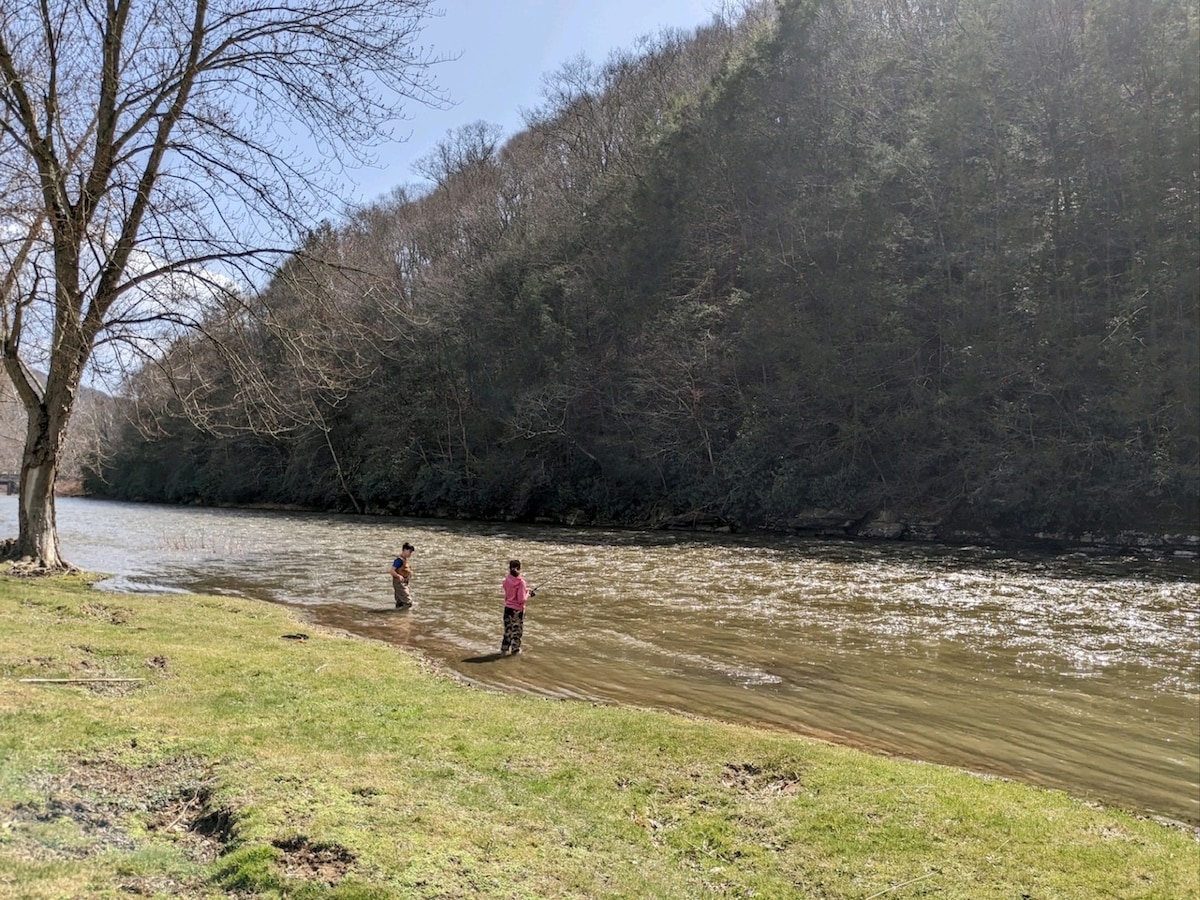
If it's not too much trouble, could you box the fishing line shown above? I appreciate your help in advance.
[529,570,564,595]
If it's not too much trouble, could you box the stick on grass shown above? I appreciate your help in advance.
[19,677,146,684]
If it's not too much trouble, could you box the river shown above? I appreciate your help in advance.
[4,496,1197,825]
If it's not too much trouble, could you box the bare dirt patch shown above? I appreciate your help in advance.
[0,753,369,895]
[0,545,81,576]
[272,835,356,884]
[6,753,232,865]
[720,761,802,796]
[78,602,134,625]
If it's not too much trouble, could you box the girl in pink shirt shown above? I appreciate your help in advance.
[501,559,533,655]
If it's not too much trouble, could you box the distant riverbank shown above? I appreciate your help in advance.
[71,485,1200,559]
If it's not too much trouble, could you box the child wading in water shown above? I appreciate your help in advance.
[391,542,415,609]
[501,559,535,655]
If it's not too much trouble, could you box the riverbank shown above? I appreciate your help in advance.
[82,487,1200,559]
[1,574,1196,899]
[646,502,1200,558]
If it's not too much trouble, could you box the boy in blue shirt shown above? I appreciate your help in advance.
[391,542,415,608]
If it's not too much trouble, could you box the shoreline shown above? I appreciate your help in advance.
[291,602,1200,834]
[3,574,1197,897]
[70,491,1200,562]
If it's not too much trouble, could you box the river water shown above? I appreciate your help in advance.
[4,497,1197,825]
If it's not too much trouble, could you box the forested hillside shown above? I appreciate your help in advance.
[88,0,1200,548]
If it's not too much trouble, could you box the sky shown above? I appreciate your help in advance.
[339,0,722,203]
[6,1,722,394]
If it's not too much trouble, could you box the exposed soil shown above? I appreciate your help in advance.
[4,751,359,893]
[17,641,161,696]
[4,753,228,894]
[0,541,84,576]
[272,835,356,884]
[719,761,802,796]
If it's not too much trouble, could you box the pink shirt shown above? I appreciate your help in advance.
[503,573,528,611]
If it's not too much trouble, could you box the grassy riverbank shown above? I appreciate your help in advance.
[0,575,1195,899]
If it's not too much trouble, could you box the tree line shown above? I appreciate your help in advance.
[88,0,1200,545]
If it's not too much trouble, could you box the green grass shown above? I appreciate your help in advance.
[0,574,1195,899]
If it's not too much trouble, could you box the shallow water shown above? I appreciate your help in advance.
[5,496,1197,823]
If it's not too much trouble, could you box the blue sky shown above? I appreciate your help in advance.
[342,0,721,203]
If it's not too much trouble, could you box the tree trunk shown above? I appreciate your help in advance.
[2,362,73,570]
[14,459,64,569]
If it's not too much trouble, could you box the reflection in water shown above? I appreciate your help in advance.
[3,496,1197,823]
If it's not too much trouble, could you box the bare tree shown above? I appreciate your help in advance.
[0,0,442,568]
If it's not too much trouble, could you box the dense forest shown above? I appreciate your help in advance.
[87,0,1199,549]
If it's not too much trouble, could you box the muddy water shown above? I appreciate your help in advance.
[6,497,1197,824]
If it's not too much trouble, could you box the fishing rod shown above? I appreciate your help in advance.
[529,570,564,596]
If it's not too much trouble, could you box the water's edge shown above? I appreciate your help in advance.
[5,496,1198,826]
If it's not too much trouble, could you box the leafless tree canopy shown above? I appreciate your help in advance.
[0,0,442,566]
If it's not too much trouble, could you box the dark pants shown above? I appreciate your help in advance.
[502,606,524,653]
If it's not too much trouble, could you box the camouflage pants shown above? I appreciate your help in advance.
[501,606,524,653]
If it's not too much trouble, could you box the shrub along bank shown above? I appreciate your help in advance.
[0,574,1195,898]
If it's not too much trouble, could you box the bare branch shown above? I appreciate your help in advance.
[0,0,444,567]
